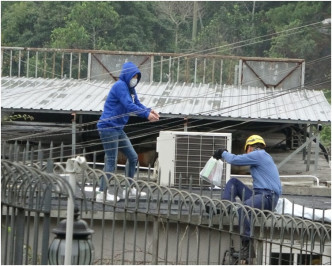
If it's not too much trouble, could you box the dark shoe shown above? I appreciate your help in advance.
[205,203,236,215]
[240,240,255,261]
[205,205,221,215]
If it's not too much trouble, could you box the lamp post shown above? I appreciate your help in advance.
[48,207,94,265]
[48,156,94,264]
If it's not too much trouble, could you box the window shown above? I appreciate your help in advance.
[297,254,322,265]
[270,252,322,265]
[270,252,294,265]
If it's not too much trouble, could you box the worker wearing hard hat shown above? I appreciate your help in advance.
[213,135,282,263]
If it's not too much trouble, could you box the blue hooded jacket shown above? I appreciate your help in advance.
[97,62,151,131]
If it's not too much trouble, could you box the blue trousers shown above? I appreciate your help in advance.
[222,178,279,240]
[99,130,138,191]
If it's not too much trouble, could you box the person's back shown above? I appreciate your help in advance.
[213,135,281,263]
[222,148,281,195]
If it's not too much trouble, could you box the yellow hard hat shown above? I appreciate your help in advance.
[244,135,266,151]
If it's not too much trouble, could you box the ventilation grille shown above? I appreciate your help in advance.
[174,134,228,187]
[157,131,231,188]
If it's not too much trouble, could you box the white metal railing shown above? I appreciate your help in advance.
[1,46,304,85]
[231,174,320,186]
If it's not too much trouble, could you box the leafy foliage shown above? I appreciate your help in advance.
[0,1,330,151]
[1,1,330,89]
[2,114,34,122]
[1,2,75,47]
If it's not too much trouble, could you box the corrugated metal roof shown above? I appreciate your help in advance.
[1,77,330,123]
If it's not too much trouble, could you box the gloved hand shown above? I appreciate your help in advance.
[213,149,228,160]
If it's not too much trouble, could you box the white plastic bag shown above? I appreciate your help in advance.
[199,157,223,186]
[274,198,331,223]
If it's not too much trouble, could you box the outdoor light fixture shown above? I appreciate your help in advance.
[48,208,94,265]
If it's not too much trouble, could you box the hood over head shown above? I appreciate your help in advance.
[119,62,141,87]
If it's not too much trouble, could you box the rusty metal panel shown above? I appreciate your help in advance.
[241,60,303,90]
[90,54,152,82]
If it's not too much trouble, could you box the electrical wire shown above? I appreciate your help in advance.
[2,50,329,106]
[1,19,329,94]
[7,80,330,162]
[5,68,330,143]
[2,53,330,127]
[4,71,330,147]
[2,20,330,161]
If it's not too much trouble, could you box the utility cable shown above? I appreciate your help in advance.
[1,19,328,90]
[5,75,330,144]
[8,82,330,162]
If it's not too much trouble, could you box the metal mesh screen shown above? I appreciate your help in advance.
[174,134,228,187]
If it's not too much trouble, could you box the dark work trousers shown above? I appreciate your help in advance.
[222,178,279,241]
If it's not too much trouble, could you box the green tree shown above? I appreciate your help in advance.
[51,21,90,49]
[111,1,172,52]
[1,2,74,47]
[265,2,331,90]
[194,2,269,56]
[50,2,119,50]
[1,2,39,46]
[156,2,194,52]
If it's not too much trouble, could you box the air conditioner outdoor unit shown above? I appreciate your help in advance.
[156,131,232,187]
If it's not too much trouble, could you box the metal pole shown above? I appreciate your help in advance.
[64,170,76,265]
[314,125,320,171]
[152,216,159,264]
[63,156,88,265]
[184,117,188,132]
[72,112,76,157]
[87,53,91,80]
[194,58,197,84]
[35,52,38,78]
[78,53,81,79]
[301,61,305,89]
[160,56,163,82]
[177,57,180,83]
[14,208,25,265]
[41,159,53,264]
[306,125,313,171]
[27,51,30,78]
[150,55,154,82]
[9,50,12,77]
[61,52,64,78]
[168,56,172,82]
[18,50,21,77]
[234,65,238,85]
[69,52,73,79]
[1,49,3,77]
[220,59,223,85]
[238,59,243,85]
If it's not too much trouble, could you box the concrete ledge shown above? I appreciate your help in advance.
[281,185,331,197]
[240,180,331,197]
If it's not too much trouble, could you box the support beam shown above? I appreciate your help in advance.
[277,132,317,170]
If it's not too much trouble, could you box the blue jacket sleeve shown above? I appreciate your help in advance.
[114,83,150,119]
[222,151,259,166]
[133,91,151,115]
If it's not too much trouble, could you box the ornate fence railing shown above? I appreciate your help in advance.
[1,154,331,265]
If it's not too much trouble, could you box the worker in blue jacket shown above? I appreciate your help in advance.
[97,62,159,202]
[213,135,281,262]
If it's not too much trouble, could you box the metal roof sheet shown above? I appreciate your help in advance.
[1,77,330,123]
